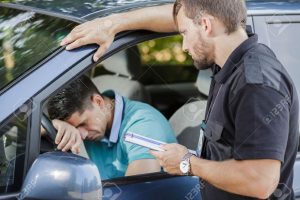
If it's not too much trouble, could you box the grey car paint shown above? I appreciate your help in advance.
[19,152,102,200]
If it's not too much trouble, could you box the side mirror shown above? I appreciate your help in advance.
[19,152,102,200]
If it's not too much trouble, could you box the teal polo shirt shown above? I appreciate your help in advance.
[84,91,177,180]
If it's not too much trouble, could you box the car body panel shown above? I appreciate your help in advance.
[102,175,200,200]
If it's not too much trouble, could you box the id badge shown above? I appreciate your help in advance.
[196,121,206,157]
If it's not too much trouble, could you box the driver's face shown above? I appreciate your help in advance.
[67,103,108,141]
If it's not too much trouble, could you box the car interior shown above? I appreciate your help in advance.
[89,36,208,151]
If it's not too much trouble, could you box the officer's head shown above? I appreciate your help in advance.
[173,0,247,70]
[47,76,113,141]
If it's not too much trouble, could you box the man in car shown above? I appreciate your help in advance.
[60,0,299,199]
[47,75,177,180]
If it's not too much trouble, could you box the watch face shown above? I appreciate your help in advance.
[180,160,189,174]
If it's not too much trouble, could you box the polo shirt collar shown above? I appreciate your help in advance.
[101,90,124,146]
[214,33,258,83]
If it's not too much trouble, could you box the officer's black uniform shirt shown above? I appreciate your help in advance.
[200,33,299,200]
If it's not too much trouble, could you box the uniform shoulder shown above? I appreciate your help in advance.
[242,44,284,91]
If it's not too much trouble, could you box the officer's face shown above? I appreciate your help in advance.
[177,8,215,70]
[66,96,109,141]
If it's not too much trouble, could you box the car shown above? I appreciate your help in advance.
[0,0,299,199]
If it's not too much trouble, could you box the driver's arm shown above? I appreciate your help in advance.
[51,119,82,154]
[125,159,161,176]
[61,4,176,61]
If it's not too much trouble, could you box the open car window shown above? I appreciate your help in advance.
[0,6,77,92]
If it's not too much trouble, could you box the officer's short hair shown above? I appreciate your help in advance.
[173,0,247,34]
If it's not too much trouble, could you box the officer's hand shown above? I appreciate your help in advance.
[52,119,82,154]
[60,17,116,62]
[151,144,188,175]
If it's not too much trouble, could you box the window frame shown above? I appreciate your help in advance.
[0,102,31,197]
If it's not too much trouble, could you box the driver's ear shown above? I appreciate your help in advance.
[91,94,104,107]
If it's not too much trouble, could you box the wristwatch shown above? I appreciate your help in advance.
[180,152,194,175]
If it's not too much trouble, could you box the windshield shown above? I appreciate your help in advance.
[0,7,77,92]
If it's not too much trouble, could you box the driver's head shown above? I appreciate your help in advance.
[47,76,111,141]
[173,0,247,70]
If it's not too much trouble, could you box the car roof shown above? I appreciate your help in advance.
[1,0,173,21]
[2,0,300,22]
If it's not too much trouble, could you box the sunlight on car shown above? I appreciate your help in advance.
[0,7,77,92]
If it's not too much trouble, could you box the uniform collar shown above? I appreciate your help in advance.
[101,90,124,146]
[214,33,258,83]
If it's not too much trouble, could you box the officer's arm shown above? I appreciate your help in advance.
[61,4,176,61]
[190,157,280,199]
[125,159,161,176]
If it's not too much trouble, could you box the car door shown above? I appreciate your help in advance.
[102,173,201,200]
[253,13,300,199]
[253,15,300,103]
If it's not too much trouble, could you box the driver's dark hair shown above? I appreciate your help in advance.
[47,75,100,121]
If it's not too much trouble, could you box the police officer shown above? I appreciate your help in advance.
[60,0,299,199]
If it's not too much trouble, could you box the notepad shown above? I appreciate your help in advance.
[124,132,196,155]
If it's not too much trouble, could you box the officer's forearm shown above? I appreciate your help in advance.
[190,157,280,199]
[110,4,177,34]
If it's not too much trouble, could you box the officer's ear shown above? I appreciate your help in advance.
[194,14,213,36]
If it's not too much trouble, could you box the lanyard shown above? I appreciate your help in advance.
[204,84,223,123]
[197,84,223,157]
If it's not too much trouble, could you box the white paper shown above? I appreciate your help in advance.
[124,132,196,155]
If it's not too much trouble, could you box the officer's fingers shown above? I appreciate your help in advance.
[159,160,164,167]
[163,168,169,173]
[93,38,114,62]
[60,33,76,46]
[65,36,91,50]
[93,44,108,62]
[71,24,84,33]
[160,144,175,151]
[60,28,84,46]
[160,144,169,150]
[150,150,164,160]
[57,130,71,150]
